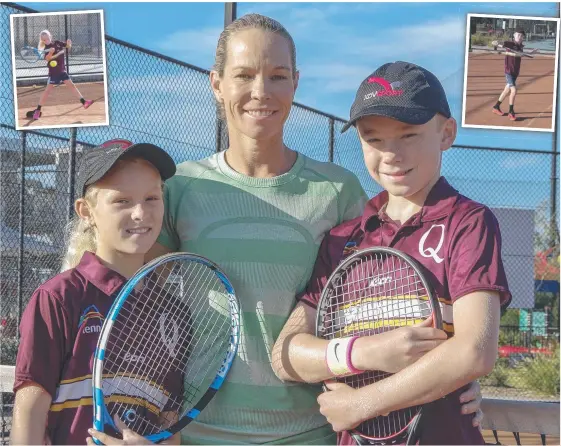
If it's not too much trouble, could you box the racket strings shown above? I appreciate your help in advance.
[321,252,432,440]
[108,276,228,434]
[101,259,234,435]
[112,272,226,432]
[117,264,223,384]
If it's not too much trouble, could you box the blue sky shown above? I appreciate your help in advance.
[21,1,560,153]
[6,2,560,208]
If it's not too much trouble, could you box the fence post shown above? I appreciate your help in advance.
[64,14,70,76]
[16,131,26,342]
[68,128,77,223]
[215,116,222,153]
[23,16,28,49]
[328,118,334,162]
[551,2,561,248]
[224,3,237,27]
[214,3,237,154]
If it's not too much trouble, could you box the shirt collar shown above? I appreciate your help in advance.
[75,251,128,297]
[360,176,460,232]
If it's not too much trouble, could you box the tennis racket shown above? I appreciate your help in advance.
[92,252,240,444]
[491,41,534,58]
[316,247,442,445]
[19,46,65,64]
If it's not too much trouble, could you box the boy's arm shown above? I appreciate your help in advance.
[271,230,448,383]
[494,40,523,57]
[318,291,500,431]
[10,382,52,445]
[271,301,446,383]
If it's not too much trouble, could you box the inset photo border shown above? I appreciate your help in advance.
[10,9,109,131]
[462,13,560,132]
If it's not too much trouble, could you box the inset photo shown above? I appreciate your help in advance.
[10,10,108,130]
[462,14,560,132]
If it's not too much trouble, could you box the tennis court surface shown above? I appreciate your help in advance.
[15,80,106,129]
[463,52,556,130]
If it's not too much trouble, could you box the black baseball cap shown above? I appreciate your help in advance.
[75,139,176,197]
[341,61,452,133]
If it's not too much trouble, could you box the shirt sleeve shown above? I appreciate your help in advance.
[296,234,336,309]
[13,288,70,399]
[338,172,368,224]
[156,179,181,251]
[447,206,511,307]
[502,41,517,51]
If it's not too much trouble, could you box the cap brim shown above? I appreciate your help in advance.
[83,143,176,194]
[122,143,176,181]
[341,106,437,133]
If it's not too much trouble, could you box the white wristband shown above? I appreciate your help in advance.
[325,337,361,377]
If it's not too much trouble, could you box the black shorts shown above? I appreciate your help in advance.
[48,72,70,85]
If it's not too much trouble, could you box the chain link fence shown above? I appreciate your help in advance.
[0,2,559,442]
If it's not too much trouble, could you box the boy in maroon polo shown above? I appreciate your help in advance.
[272,61,510,445]
[491,27,538,121]
[11,140,180,445]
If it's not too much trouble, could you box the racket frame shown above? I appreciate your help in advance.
[315,246,443,445]
[92,252,240,444]
[19,46,66,64]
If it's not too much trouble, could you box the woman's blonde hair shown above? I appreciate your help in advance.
[38,30,52,51]
[60,156,165,272]
[213,14,297,78]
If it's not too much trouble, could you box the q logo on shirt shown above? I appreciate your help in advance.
[418,224,446,264]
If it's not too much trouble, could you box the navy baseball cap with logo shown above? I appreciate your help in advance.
[76,139,176,197]
[341,61,452,133]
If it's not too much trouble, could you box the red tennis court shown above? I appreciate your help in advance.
[463,52,556,130]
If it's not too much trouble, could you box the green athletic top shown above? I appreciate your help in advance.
[157,150,367,444]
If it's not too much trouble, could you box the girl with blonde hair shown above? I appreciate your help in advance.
[10,140,177,445]
[30,29,94,121]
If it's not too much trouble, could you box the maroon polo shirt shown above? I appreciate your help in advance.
[298,176,511,445]
[43,40,66,76]
[502,41,524,77]
[14,251,185,444]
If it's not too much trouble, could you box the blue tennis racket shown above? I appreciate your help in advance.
[92,253,240,444]
[19,46,65,64]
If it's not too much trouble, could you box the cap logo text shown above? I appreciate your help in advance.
[364,77,404,100]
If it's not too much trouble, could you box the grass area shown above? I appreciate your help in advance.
[480,347,560,399]
[471,33,499,47]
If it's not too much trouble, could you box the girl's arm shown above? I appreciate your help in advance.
[10,382,52,445]
[44,48,56,61]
